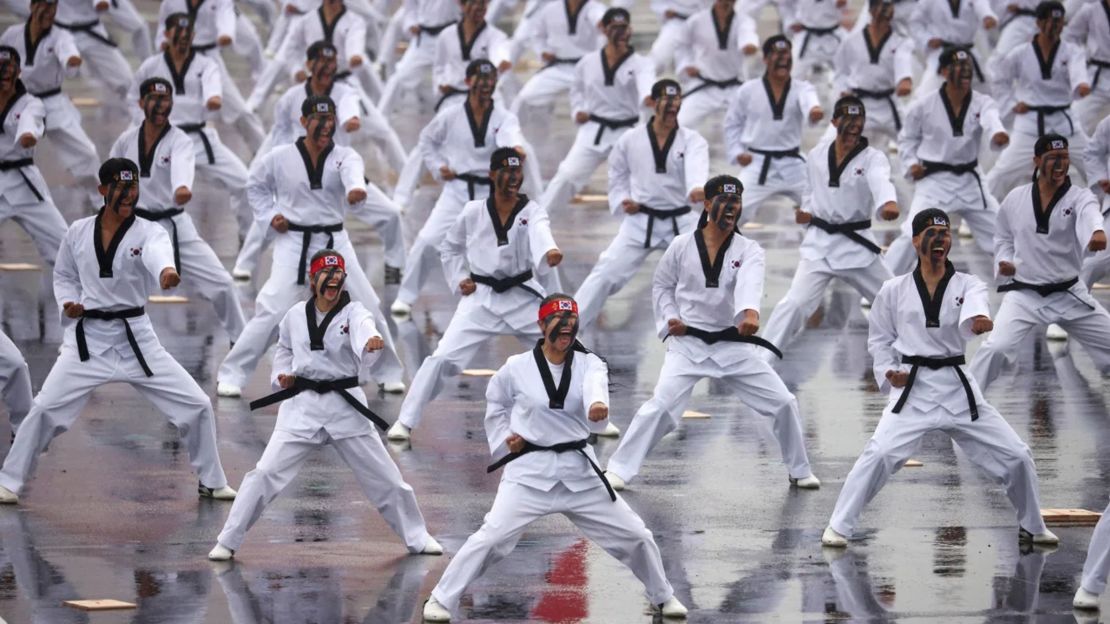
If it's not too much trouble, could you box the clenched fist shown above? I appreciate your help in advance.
[588,402,608,422]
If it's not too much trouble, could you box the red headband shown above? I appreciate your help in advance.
[539,299,578,322]
[310,253,345,276]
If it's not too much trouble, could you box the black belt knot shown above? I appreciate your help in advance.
[469,270,543,298]
[178,122,215,165]
[455,172,492,200]
[250,375,389,431]
[0,158,43,201]
[31,87,62,99]
[587,114,638,145]
[799,24,839,58]
[135,207,186,274]
[807,216,881,254]
[1025,104,1072,137]
[434,87,468,112]
[486,439,616,501]
[77,307,152,377]
[1091,59,1110,89]
[639,205,690,249]
[748,147,803,185]
[55,20,117,47]
[920,159,986,209]
[543,57,581,70]
[852,87,901,130]
[891,354,977,420]
[287,221,343,284]
[681,325,783,358]
[684,77,742,98]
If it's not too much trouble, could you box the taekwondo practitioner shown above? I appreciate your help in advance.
[0,158,236,504]
[992,0,1042,59]
[969,134,1110,388]
[208,248,442,561]
[885,47,1009,275]
[1064,0,1110,134]
[986,1,1091,200]
[0,330,31,435]
[508,0,606,120]
[376,0,461,114]
[674,0,758,129]
[780,0,848,86]
[646,0,707,73]
[52,0,132,96]
[0,46,67,279]
[420,294,688,622]
[723,34,824,225]
[1074,495,1110,610]
[0,0,101,201]
[908,0,997,94]
[602,175,820,492]
[217,95,406,398]
[573,79,709,330]
[832,0,914,149]
[132,14,253,241]
[1080,114,1110,286]
[108,77,247,345]
[820,208,1059,549]
[759,96,900,360]
[390,60,527,318]
[538,7,654,216]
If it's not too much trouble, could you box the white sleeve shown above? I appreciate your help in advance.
[140,222,177,279]
[651,240,681,339]
[1075,188,1105,246]
[896,101,923,177]
[1070,43,1092,91]
[15,97,45,140]
[247,152,278,223]
[733,242,765,320]
[993,193,1015,275]
[1063,5,1091,46]
[607,136,632,215]
[866,151,898,212]
[346,17,368,62]
[200,58,222,101]
[418,111,450,176]
[170,132,196,197]
[52,228,81,310]
[339,150,367,193]
[349,304,383,370]
[977,95,1006,142]
[438,207,470,291]
[338,91,360,126]
[894,38,914,83]
[216,0,236,41]
[483,365,514,459]
[582,352,610,431]
[527,206,558,271]
[432,33,450,88]
[569,58,587,120]
[957,275,992,339]
[683,132,710,198]
[867,282,902,394]
[1085,118,1110,184]
[271,308,295,389]
[972,0,998,23]
[494,112,525,148]
[634,56,656,104]
[737,13,759,51]
[724,88,748,163]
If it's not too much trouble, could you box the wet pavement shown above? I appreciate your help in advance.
[2,2,1110,622]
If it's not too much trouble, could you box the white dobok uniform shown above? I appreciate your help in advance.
[0,211,230,495]
[0,329,32,432]
[53,0,132,95]
[675,7,758,128]
[969,178,1110,388]
[377,0,461,114]
[1079,494,1110,598]
[886,87,1005,274]
[538,48,654,214]
[215,296,432,553]
[396,195,558,431]
[724,76,820,223]
[218,139,404,389]
[990,0,1040,60]
[429,346,676,614]
[1065,0,1110,133]
[108,123,247,343]
[648,0,710,72]
[510,0,607,117]
[605,229,814,485]
[832,27,914,146]
[761,138,898,359]
[1081,114,1110,285]
[908,0,995,93]
[827,264,1049,538]
[574,120,709,329]
[781,0,846,81]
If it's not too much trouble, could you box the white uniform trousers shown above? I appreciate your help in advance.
[649,17,688,73]
[391,147,424,207]
[539,122,621,214]
[377,31,439,114]
[0,330,32,432]
[397,304,541,430]
[351,82,408,172]
[0,178,67,268]
[510,64,576,117]
[968,289,1110,390]
[1080,497,1110,595]
[675,83,737,130]
[395,178,485,306]
[574,230,677,330]
[145,212,247,342]
[736,156,807,224]
[216,427,431,551]
[105,0,153,58]
[1081,211,1110,286]
[1074,81,1110,136]
[218,238,405,387]
[430,480,675,613]
[38,93,100,184]
[761,256,892,360]
[0,342,230,494]
[61,25,133,95]
[184,126,253,236]
[884,183,997,275]
[605,347,813,484]
[209,55,267,153]
[233,14,266,74]
[827,402,1048,537]
[991,16,1038,62]
[986,128,1089,201]
[790,28,842,95]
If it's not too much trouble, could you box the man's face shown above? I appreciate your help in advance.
[308,51,337,81]
[141,90,173,125]
[101,171,139,217]
[943,56,974,89]
[312,264,346,302]
[467,69,497,102]
[462,0,488,22]
[764,41,793,77]
[604,19,631,48]
[653,87,682,121]
[302,110,337,145]
[706,192,741,232]
[30,2,57,30]
[870,1,894,26]
[492,162,523,196]
[539,303,579,353]
[834,107,866,146]
[1036,148,1070,184]
[0,54,18,92]
[1037,12,1064,39]
[914,224,951,265]
[167,22,194,54]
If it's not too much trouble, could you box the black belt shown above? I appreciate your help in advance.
[55,20,117,47]
[1090,59,1110,90]
[135,208,185,274]
[287,221,343,285]
[639,205,690,249]
[30,87,62,99]
[807,216,881,254]
[469,270,543,298]
[77,307,152,377]
[748,147,803,185]
[486,439,616,502]
[0,158,44,201]
[1001,7,1036,29]
[799,25,839,58]
[193,42,218,52]
[998,277,1078,297]
[920,159,986,209]
[434,87,467,112]
[682,325,783,359]
[1025,104,1072,137]
[587,114,638,145]
[334,70,352,81]
[542,57,581,71]
[852,87,901,130]
[418,21,456,43]
[455,172,492,200]
[684,77,741,98]
[891,354,977,421]
[178,122,215,165]
[250,376,389,431]
[938,42,984,82]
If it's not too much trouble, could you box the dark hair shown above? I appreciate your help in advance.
[301,94,336,117]
[0,46,21,66]
[651,78,681,99]
[833,95,866,118]
[164,12,192,31]
[1035,0,1064,19]
[307,40,338,61]
[602,7,631,25]
[139,77,173,98]
[465,58,496,78]
[762,34,790,56]
[98,157,139,186]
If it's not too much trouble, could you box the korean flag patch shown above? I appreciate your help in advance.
[557,300,573,311]
[1051,139,1065,150]
[723,183,738,194]
[119,170,134,182]
[315,102,331,113]
[324,255,340,266]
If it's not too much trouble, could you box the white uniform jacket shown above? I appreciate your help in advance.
[109,124,196,210]
[418,100,525,178]
[130,51,222,126]
[0,24,80,96]
[0,83,48,205]
[990,39,1089,136]
[724,76,820,164]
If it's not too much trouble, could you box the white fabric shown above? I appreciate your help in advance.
[433,21,510,94]
[157,0,236,49]
[0,23,80,95]
[1080,497,1110,595]
[832,28,914,136]
[131,51,223,126]
[0,330,32,431]
[265,81,361,150]
[676,7,758,85]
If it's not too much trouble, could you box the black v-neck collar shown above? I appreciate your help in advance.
[318,6,347,41]
[827,138,869,187]
[93,207,136,278]
[464,99,494,147]
[305,79,333,98]
[912,261,955,328]
[137,122,172,178]
[295,137,335,190]
[601,48,633,86]
[694,228,734,288]
[711,9,734,50]
[1032,177,1072,234]
[947,0,961,17]
[532,341,576,409]
[23,23,49,67]
[939,86,971,137]
[646,118,678,174]
[863,27,892,64]
[762,76,790,120]
[457,21,487,61]
[485,194,529,246]
[0,80,28,133]
[186,0,205,17]
[1033,37,1060,80]
[164,50,196,94]
[564,0,586,35]
[306,291,351,350]
[1102,0,1110,30]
